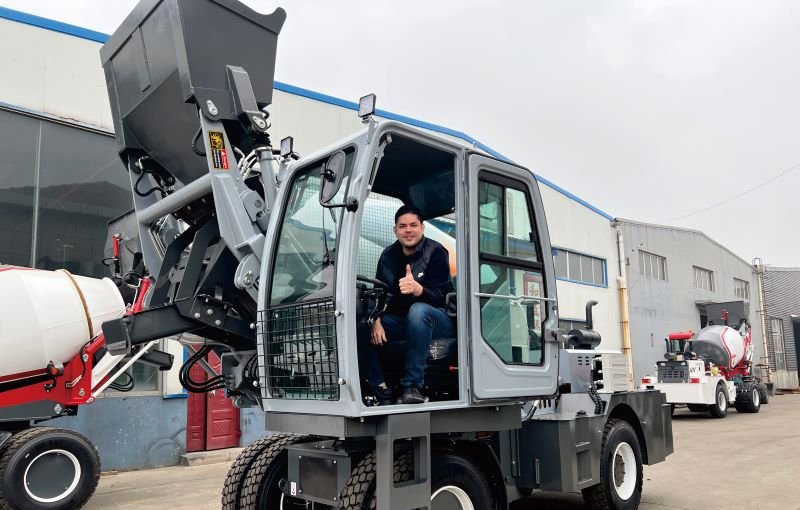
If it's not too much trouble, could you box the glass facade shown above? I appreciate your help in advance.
[0,109,132,274]
[0,110,38,266]
[0,107,160,393]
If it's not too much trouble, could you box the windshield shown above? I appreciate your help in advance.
[269,148,354,306]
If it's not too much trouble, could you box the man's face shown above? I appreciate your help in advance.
[394,213,424,250]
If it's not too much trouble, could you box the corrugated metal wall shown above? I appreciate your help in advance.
[763,269,800,379]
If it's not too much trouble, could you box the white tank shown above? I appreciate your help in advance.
[691,325,746,370]
[0,267,126,379]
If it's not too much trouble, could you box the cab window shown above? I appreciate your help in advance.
[477,176,545,365]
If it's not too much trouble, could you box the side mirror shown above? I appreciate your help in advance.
[319,150,358,212]
[320,150,346,204]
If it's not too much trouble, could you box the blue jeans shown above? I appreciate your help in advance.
[358,302,455,389]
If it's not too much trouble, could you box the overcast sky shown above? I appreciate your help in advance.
[3,0,798,266]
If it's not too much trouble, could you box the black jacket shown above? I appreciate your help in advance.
[375,237,453,316]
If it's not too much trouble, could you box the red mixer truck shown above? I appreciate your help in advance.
[640,302,769,418]
[0,231,172,510]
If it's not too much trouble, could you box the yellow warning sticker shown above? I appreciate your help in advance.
[208,131,225,150]
[208,131,229,170]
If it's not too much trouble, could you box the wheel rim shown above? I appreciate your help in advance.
[717,390,727,411]
[752,387,760,407]
[432,485,474,510]
[611,442,637,501]
[23,449,81,503]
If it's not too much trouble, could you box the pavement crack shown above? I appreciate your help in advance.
[642,501,694,510]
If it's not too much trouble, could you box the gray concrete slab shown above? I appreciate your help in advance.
[85,394,800,510]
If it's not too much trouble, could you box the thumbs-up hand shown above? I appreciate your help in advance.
[399,264,423,297]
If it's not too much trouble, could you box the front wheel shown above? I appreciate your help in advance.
[583,419,643,510]
[709,384,728,418]
[235,433,325,510]
[0,427,101,510]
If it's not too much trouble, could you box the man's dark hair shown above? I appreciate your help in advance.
[394,204,423,224]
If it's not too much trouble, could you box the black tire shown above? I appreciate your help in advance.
[237,433,320,510]
[709,384,728,419]
[340,450,495,510]
[686,404,707,413]
[734,383,761,413]
[221,434,290,510]
[758,383,770,404]
[0,427,100,510]
[430,453,496,510]
[339,450,411,510]
[582,419,643,510]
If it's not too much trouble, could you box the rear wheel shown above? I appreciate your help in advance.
[735,383,761,413]
[430,453,495,509]
[758,383,770,404]
[0,427,100,510]
[709,384,728,418]
[582,420,643,510]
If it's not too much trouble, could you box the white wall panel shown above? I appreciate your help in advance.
[0,19,111,129]
[540,185,622,350]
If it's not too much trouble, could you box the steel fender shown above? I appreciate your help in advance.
[606,390,673,465]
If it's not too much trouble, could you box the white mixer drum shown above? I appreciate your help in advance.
[0,267,125,379]
[692,325,745,370]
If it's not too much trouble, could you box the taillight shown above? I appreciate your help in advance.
[641,377,652,384]
[689,377,700,383]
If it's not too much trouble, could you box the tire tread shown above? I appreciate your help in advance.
[582,419,643,510]
[237,433,314,510]
[221,434,287,510]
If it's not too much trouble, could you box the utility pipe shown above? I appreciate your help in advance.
[614,223,634,389]
[753,258,772,383]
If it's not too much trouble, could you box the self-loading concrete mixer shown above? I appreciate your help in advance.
[0,231,173,510]
[641,301,769,418]
[81,1,675,508]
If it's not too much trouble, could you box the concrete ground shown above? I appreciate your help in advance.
[86,394,800,510]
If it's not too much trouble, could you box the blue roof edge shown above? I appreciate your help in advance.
[0,6,614,222]
[275,82,613,221]
[0,6,109,43]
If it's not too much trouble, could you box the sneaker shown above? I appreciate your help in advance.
[374,384,395,406]
[401,386,426,404]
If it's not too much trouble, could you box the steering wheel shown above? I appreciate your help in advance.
[356,274,389,290]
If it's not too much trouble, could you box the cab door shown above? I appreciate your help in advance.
[467,154,559,400]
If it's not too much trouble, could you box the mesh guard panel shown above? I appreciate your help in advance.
[260,298,339,400]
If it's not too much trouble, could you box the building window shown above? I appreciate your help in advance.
[734,278,750,300]
[771,318,787,371]
[552,248,606,286]
[639,250,667,281]
[693,266,714,291]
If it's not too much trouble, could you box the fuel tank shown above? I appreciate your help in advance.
[0,267,125,379]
